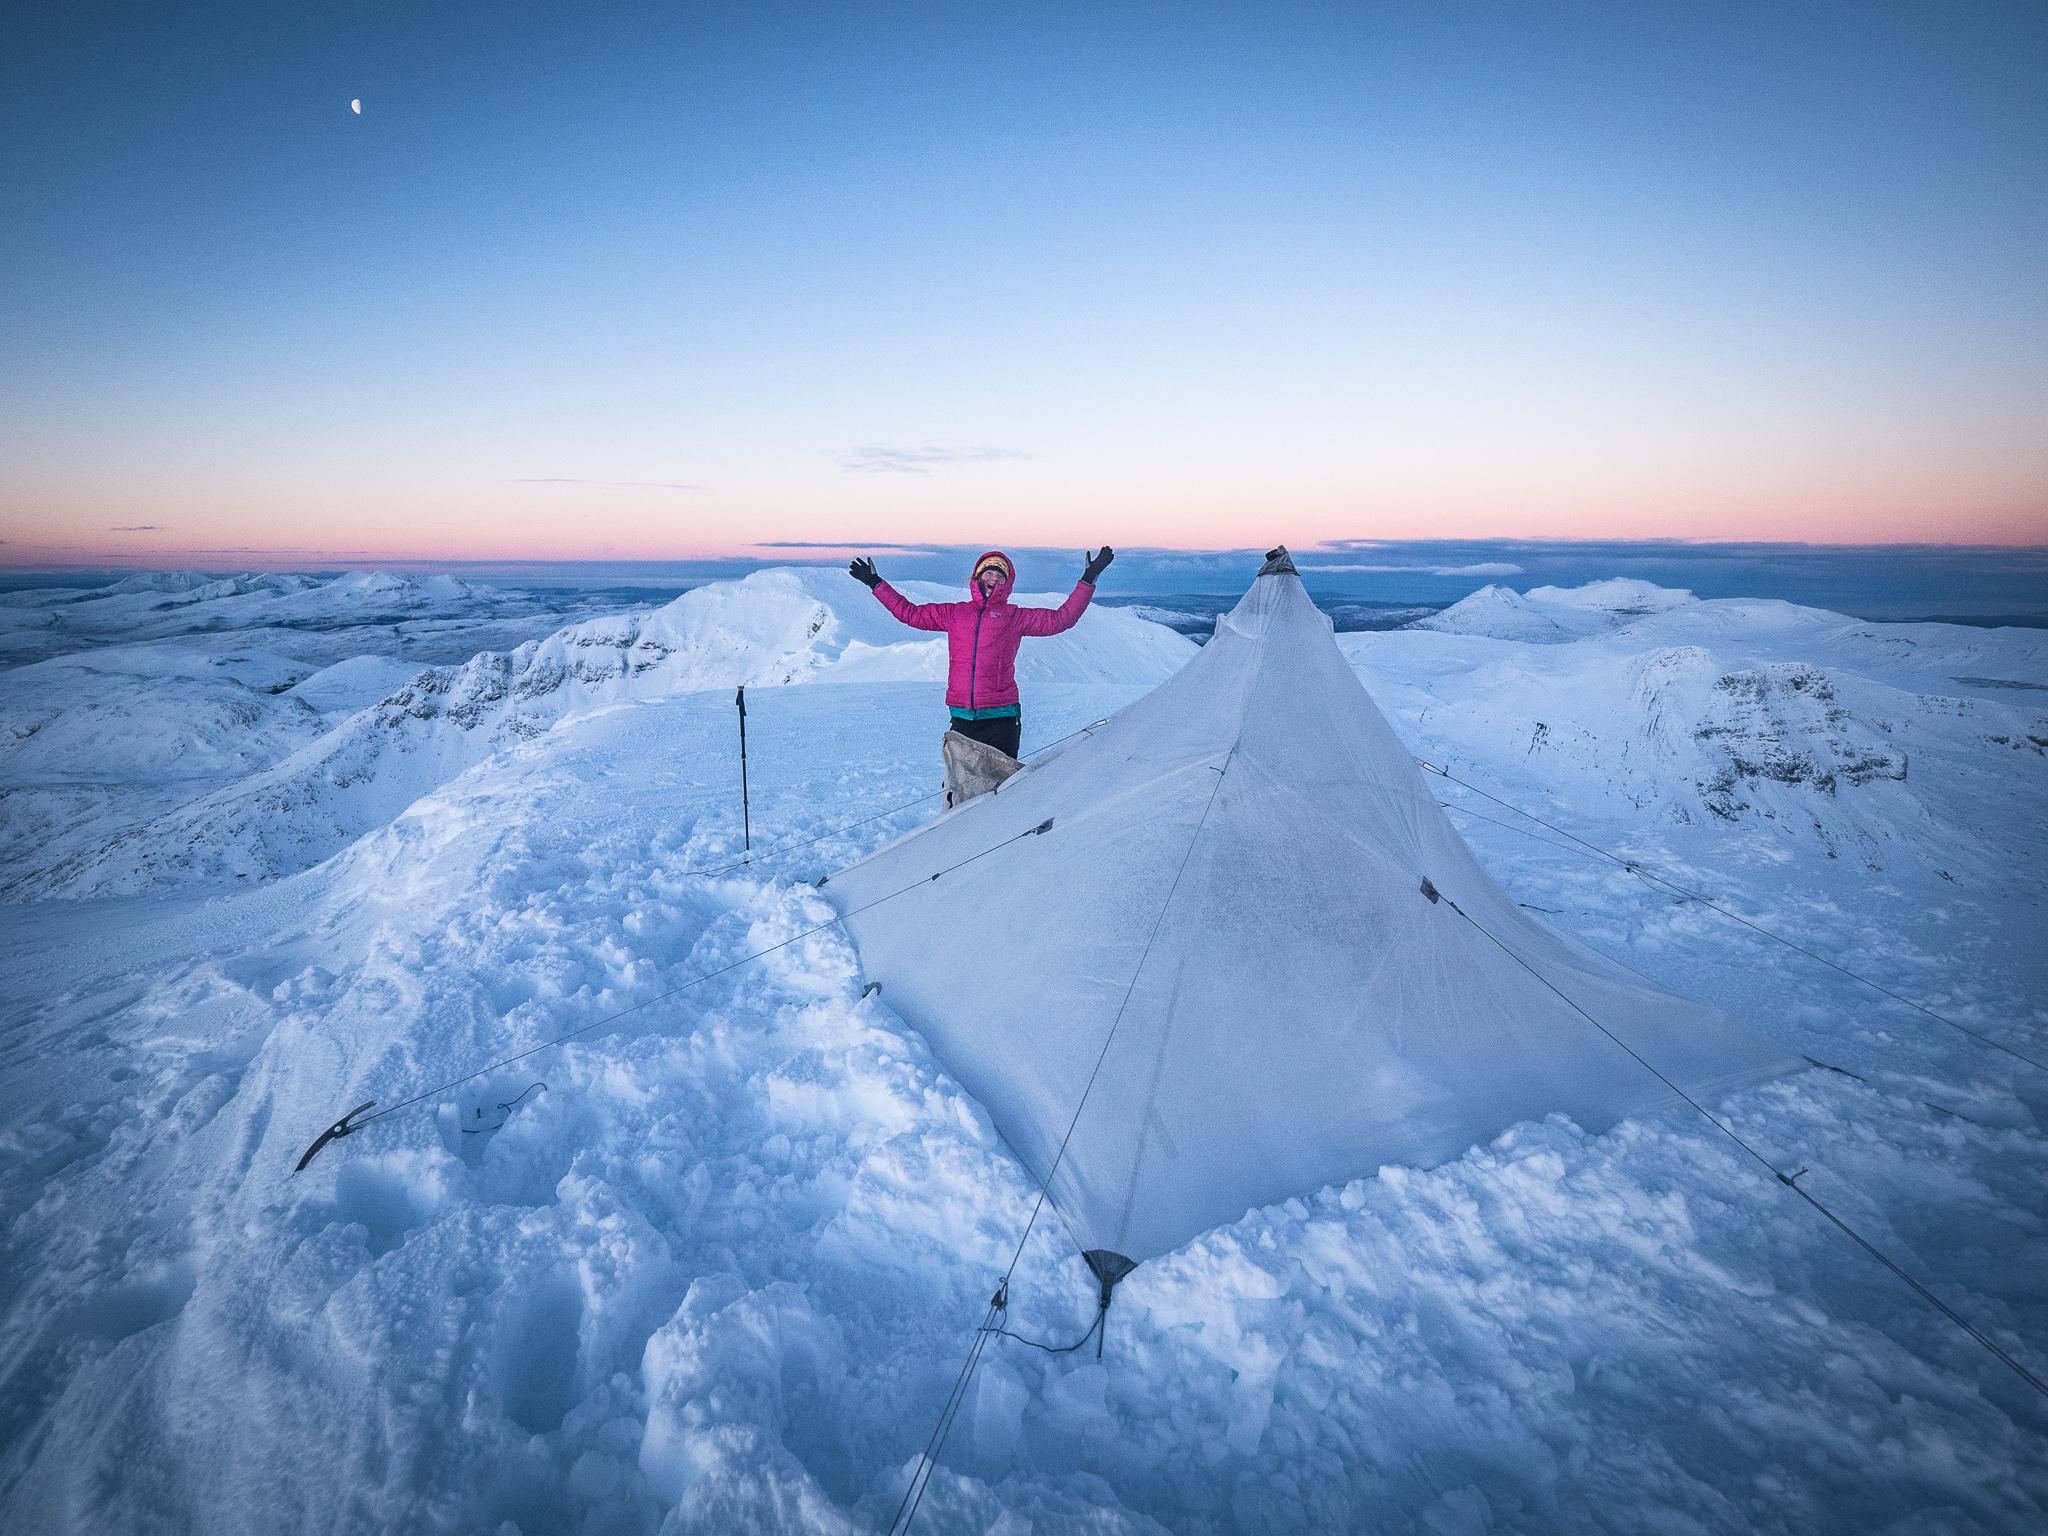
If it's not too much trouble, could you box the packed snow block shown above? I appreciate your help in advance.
[826,557,1802,1264]
[941,729,1022,809]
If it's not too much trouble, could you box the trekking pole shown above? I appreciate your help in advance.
[735,685,751,850]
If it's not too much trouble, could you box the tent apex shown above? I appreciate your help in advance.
[1258,546,1298,576]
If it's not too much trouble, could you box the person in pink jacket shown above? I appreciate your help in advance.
[849,546,1114,758]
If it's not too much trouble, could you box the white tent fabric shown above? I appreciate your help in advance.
[825,555,1802,1265]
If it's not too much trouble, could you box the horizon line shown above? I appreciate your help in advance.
[6,534,2048,575]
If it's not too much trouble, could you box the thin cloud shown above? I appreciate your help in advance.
[188,546,388,557]
[109,524,166,532]
[753,540,963,555]
[840,445,1030,474]
[1303,562,1525,577]
[755,539,925,548]
[510,477,700,491]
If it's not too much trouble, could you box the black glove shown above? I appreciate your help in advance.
[849,556,881,589]
[1082,546,1114,585]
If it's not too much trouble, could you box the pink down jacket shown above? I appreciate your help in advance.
[870,549,1094,711]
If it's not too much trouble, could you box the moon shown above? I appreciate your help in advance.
[350,99,361,115]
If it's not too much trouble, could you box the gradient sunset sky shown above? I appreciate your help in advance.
[3,1,2044,566]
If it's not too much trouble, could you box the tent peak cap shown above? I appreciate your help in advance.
[1258,547,1298,576]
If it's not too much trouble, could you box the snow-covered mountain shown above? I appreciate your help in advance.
[1,567,2043,1534]
[6,569,1194,897]
[285,655,435,718]
[1359,584,2047,872]
[0,644,337,887]
[0,568,601,671]
[0,571,641,898]
[1410,577,1698,642]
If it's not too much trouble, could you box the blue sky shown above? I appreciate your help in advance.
[3,2,2044,564]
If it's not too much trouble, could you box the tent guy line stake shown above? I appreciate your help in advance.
[890,745,1238,1536]
[293,817,1058,1171]
[1433,885,2048,1402]
[1419,761,2048,1075]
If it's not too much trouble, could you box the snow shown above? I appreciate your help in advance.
[0,569,1191,900]
[0,569,2043,1533]
[1520,577,1698,614]
[286,655,433,717]
[1414,579,1698,644]
[0,645,336,895]
[0,567,613,672]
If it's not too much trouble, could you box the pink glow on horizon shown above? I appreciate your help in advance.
[6,441,2044,569]
[7,501,2044,571]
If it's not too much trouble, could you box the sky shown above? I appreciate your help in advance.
[2,1,2044,567]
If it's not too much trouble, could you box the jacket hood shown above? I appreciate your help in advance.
[968,549,1015,605]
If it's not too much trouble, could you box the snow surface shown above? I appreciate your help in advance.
[1411,579,1698,644]
[0,568,612,672]
[286,655,435,718]
[1,571,2044,1534]
[1,569,1189,900]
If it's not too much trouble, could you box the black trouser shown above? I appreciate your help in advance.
[949,712,1021,758]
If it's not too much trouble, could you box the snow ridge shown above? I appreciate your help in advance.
[9,570,1193,898]
[1412,578,1697,643]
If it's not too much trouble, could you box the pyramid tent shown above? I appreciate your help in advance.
[825,551,1801,1272]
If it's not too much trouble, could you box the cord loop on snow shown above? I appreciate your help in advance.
[458,1081,548,1135]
